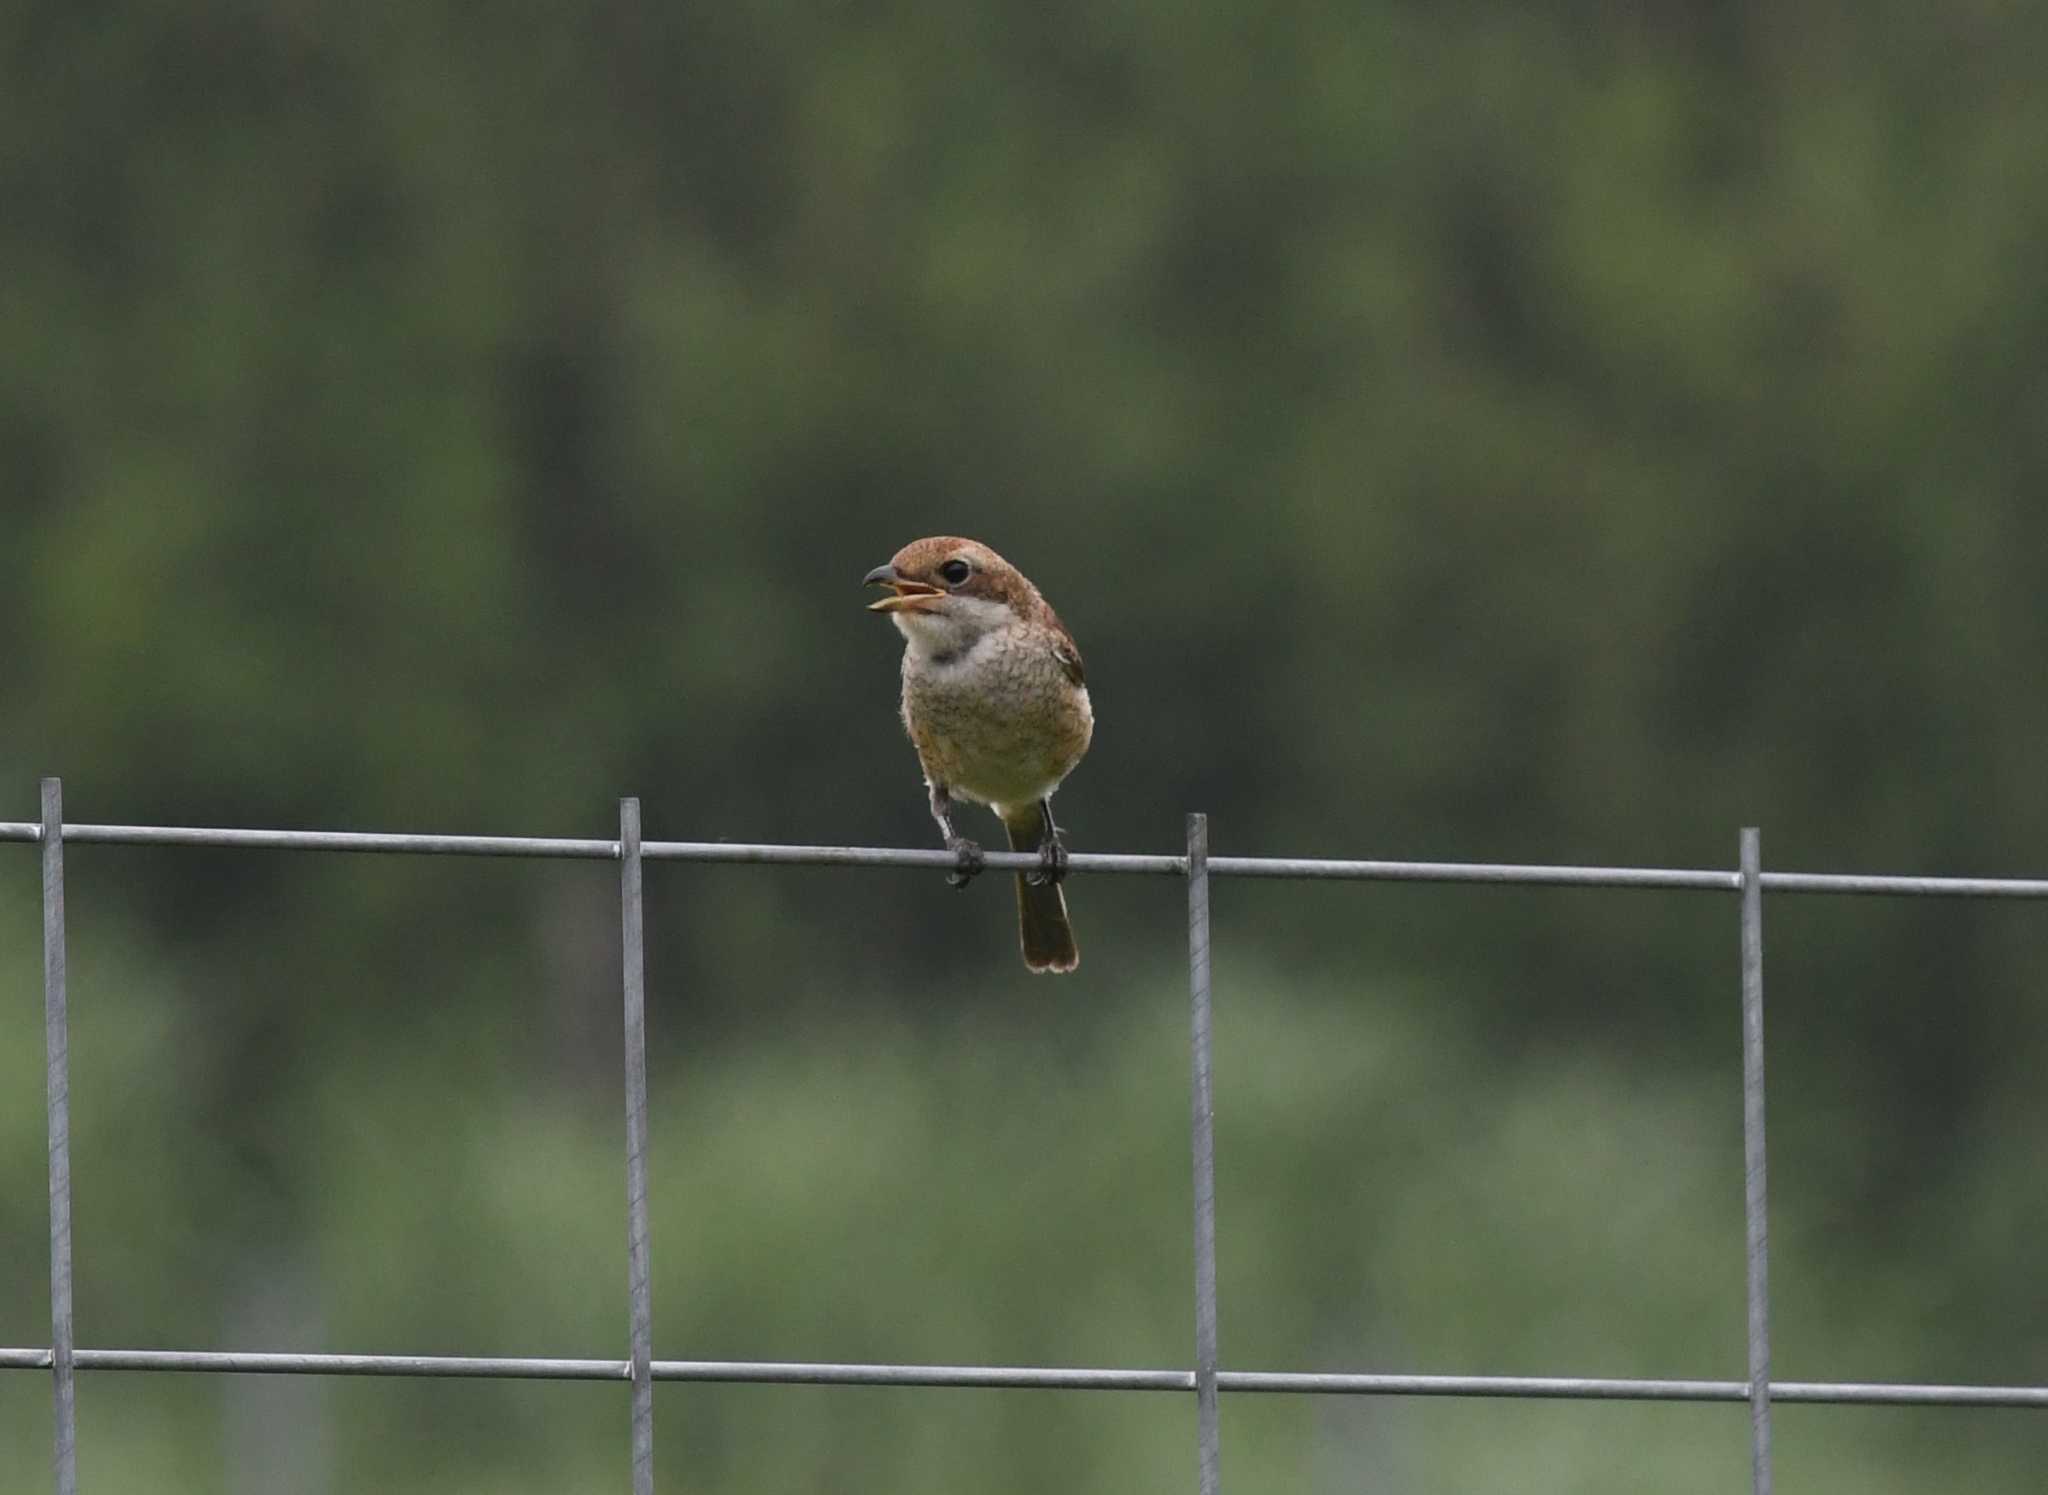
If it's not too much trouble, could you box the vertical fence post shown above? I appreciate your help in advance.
[42,778,78,1495]
[1186,813,1221,1494]
[1739,827,1772,1495]
[620,799,654,1495]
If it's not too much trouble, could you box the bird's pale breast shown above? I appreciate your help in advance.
[901,626,1092,814]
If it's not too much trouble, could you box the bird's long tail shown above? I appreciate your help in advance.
[1003,803,1078,974]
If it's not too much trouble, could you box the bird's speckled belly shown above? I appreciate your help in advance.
[901,641,1092,813]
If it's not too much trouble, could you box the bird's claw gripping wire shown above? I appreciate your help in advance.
[945,837,985,889]
[1026,837,1069,888]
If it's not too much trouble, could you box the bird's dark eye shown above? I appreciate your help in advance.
[939,559,972,586]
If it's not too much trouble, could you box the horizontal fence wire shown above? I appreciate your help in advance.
[3,1348,2046,1407]
[13,801,2048,1495]
[7,819,2048,896]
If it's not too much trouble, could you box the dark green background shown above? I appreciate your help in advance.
[5,3,2046,1489]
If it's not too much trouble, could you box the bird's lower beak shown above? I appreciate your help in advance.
[865,564,942,613]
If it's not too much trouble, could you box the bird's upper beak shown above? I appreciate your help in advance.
[864,563,943,613]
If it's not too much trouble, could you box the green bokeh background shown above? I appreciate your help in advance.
[5,3,2047,1489]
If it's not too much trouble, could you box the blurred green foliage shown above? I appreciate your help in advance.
[5,2,2048,1489]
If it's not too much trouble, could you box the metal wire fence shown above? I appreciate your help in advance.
[8,776,2048,1495]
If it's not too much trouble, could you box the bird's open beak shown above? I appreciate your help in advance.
[864,564,943,613]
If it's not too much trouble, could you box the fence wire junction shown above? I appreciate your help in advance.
[8,780,2048,1495]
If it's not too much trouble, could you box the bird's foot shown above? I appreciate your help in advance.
[1026,837,1069,888]
[945,836,985,889]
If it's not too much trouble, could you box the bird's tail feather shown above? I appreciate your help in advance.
[1003,805,1078,974]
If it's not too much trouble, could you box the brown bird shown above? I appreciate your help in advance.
[865,536,1094,973]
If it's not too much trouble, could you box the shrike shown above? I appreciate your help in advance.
[866,536,1093,973]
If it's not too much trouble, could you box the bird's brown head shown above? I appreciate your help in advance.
[863,537,1055,652]
[864,537,1032,611]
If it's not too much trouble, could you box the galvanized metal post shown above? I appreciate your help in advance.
[1739,828,1772,1495]
[42,779,77,1495]
[1186,813,1221,1494]
[620,799,654,1495]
